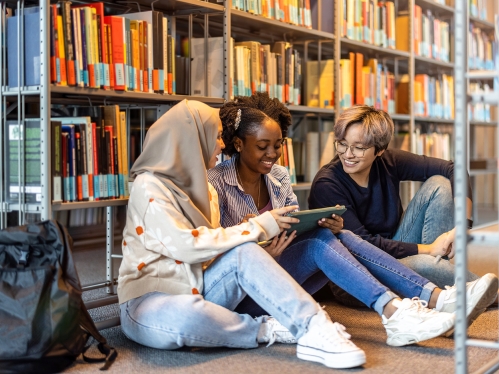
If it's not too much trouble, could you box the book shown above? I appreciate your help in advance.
[305,132,319,183]
[6,120,42,204]
[51,121,63,202]
[104,16,126,90]
[7,7,41,87]
[305,59,334,108]
[191,37,226,97]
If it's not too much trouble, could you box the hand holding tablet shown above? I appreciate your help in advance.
[258,205,347,247]
[287,205,347,236]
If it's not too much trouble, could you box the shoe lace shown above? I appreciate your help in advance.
[266,320,296,347]
[318,322,355,348]
[408,297,439,316]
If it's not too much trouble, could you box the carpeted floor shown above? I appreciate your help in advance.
[66,243,499,373]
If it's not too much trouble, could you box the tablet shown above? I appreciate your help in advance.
[257,206,347,247]
[287,206,347,236]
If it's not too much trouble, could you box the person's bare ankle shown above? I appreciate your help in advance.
[429,288,441,309]
[382,299,401,319]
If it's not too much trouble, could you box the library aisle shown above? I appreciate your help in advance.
[1,0,498,372]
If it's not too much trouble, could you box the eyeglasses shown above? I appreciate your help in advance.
[335,141,373,157]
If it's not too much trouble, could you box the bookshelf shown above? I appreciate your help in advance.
[455,2,499,372]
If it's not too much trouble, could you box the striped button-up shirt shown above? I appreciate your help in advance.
[208,156,298,228]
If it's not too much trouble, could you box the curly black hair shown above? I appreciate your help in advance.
[220,92,292,157]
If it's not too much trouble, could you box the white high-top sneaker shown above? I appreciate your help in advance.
[257,317,297,346]
[382,298,455,347]
[297,309,366,369]
[438,273,498,327]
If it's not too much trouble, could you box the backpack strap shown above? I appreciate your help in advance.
[79,300,118,370]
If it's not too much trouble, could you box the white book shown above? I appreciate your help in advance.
[319,132,335,168]
[191,37,226,97]
[306,132,320,183]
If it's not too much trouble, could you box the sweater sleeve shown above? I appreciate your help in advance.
[309,178,418,259]
[131,175,281,265]
[389,150,473,201]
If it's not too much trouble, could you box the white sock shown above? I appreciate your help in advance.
[257,321,269,343]
[435,290,447,311]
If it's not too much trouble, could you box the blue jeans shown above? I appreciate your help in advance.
[392,175,479,288]
[235,228,436,317]
[120,242,320,350]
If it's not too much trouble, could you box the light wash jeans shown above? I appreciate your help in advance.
[120,242,320,350]
[393,175,479,288]
[235,228,436,317]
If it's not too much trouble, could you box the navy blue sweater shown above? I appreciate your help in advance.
[309,149,472,259]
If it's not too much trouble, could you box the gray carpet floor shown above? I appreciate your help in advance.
[66,247,499,373]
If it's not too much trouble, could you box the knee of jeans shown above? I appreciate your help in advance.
[313,227,339,242]
[399,254,438,274]
[424,175,452,196]
[230,241,265,261]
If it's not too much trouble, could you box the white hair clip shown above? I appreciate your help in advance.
[234,109,242,130]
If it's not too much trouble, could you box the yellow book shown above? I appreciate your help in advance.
[130,21,141,92]
[120,111,130,197]
[56,15,67,86]
[305,59,334,108]
[447,75,454,119]
[339,59,352,109]
[395,16,410,52]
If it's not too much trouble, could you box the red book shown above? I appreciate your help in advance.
[51,5,60,84]
[50,5,57,83]
[75,132,83,201]
[92,122,100,200]
[104,16,125,90]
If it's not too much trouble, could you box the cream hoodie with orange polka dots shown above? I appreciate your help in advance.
[117,172,281,304]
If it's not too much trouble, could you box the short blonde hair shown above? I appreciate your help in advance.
[334,105,394,153]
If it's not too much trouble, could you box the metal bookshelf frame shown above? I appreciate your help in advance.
[455,0,499,372]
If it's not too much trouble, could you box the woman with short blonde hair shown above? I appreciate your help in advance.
[310,105,481,289]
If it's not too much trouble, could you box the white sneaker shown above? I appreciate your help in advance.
[257,317,297,346]
[297,309,366,369]
[439,273,498,328]
[382,298,455,347]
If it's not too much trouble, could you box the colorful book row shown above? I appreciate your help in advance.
[47,2,175,93]
[51,105,130,203]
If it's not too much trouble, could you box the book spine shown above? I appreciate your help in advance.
[51,122,63,202]
[79,124,90,201]
[61,132,70,202]
[62,1,76,86]
[92,122,100,200]
[75,131,83,201]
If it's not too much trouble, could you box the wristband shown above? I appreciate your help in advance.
[467,219,473,229]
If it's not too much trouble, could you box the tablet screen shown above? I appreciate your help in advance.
[287,206,346,236]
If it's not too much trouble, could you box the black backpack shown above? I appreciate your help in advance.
[0,220,117,373]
